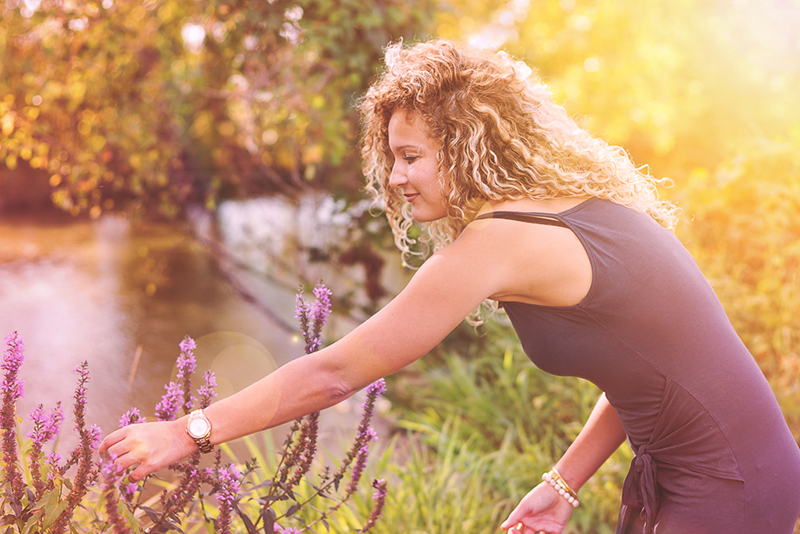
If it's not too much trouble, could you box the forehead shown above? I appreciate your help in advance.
[388,110,434,148]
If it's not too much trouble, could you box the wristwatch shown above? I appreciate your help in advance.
[186,409,213,453]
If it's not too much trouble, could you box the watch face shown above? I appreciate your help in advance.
[188,417,210,437]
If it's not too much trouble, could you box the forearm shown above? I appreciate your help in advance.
[553,393,627,492]
[200,349,357,446]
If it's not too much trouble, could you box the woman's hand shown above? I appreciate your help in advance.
[500,482,574,534]
[99,419,197,481]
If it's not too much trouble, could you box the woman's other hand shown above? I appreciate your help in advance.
[99,419,196,481]
[500,482,574,533]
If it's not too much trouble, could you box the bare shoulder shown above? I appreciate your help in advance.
[465,197,593,307]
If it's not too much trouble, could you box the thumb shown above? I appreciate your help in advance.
[500,506,526,530]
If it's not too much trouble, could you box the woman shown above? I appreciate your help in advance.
[100,40,800,533]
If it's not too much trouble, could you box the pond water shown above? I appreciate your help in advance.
[0,197,400,454]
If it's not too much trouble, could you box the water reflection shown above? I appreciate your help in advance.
[0,211,304,450]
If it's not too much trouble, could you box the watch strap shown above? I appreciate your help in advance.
[194,435,214,454]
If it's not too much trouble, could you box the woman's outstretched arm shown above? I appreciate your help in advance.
[99,221,521,480]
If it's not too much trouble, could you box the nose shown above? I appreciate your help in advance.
[389,160,407,189]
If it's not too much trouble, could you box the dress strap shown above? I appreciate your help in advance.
[474,211,569,228]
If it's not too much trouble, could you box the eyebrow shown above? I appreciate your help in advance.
[390,144,424,153]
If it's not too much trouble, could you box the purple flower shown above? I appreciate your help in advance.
[71,362,90,431]
[176,336,198,414]
[197,370,217,409]
[335,379,387,486]
[348,427,377,494]
[360,479,388,533]
[363,378,387,405]
[100,453,132,533]
[2,331,24,370]
[154,381,182,421]
[295,291,312,348]
[295,282,333,354]
[179,336,196,354]
[53,362,102,533]
[28,402,64,443]
[284,411,319,492]
[119,480,139,502]
[88,424,103,450]
[28,402,64,498]
[2,332,26,506]
[119,407,144,427]
[176,349,197,379]
[311,282,332,328]
[215,463,241,534]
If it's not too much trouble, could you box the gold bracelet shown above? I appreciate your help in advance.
[542,467,580,507]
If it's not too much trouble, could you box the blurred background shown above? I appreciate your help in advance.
[0,0,798,463]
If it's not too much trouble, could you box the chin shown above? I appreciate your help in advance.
[412,211,447,223]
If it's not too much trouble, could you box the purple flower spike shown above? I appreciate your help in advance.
[177,336,197,379]
[361,479,388,532]
[348,427,377,494]
[215,463,241,534]
[2,332,26,506]
[155,381,182,422]
[100,453,131,534]
[176,336,198,415]
[311,282,332,327]
[52,361,102,533]
[364,378,387,403]
[295,282,333,354]
[28,402,64,500]
[198,370,217,409]
[28,402,64,443]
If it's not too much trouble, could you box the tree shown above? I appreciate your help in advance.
[0,0,436,218]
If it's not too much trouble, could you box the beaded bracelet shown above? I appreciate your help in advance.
[542,468,580,507]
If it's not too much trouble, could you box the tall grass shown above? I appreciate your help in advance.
[382,321,631,533]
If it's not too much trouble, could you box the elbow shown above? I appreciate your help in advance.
[328,378,355,405]
[315,358,357,405]
[307,342,377,406]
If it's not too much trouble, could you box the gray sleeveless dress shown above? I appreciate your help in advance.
[476,198,800,533]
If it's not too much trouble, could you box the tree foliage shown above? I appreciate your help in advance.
[0,0,435,217]
[437,0,800,181]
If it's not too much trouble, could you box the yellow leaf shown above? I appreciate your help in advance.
[1,112,14,135]
[70,81,87,103]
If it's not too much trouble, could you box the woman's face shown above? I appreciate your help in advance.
[387,110,449,222]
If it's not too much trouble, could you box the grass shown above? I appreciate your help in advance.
[379,321,631,533]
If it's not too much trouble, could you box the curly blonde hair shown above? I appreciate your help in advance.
[359,39,678,262]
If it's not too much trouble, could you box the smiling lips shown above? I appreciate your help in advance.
[404,193,419,203]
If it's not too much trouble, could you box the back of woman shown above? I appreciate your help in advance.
[488,198,800,532]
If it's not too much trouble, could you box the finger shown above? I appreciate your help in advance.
[113,453,140,472]
[129,462,154,483]
[106,442,132,462]
[99,428,126,454]
[501,516,525,531]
